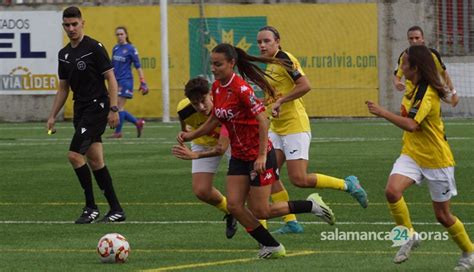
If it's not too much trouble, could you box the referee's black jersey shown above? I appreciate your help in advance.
[58,36,113,102]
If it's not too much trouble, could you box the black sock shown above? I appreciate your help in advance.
[288,200,313,214]
[93,166,122,212]
[248,225,280,247]
[73,164,96,209]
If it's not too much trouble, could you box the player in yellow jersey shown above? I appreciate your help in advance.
[173,77,237,239]
[367,45,474,270]
[256,26,368,235]
[393,26,458,107]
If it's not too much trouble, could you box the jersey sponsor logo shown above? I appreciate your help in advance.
[77,61,86,71]
[214,107,235,121]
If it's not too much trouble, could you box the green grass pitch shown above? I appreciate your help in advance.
[1,119,473,271]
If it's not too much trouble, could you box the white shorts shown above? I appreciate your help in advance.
[390,154,457,202]
[268,131,311,160]
[191,143,229,174]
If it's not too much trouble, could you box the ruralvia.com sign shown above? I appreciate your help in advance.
[320,226,449,247]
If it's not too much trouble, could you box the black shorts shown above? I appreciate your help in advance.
[70,97,109,154]
[227,147,279,187]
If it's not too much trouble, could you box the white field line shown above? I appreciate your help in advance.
[0,220,472,225]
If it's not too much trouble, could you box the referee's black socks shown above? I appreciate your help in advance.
[74,164,97,209]
[93,166,123,212]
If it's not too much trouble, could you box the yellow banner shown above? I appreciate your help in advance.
[64,4,377,118]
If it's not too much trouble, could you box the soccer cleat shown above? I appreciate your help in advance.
[223,214,238,239]
[258,244,286,259]
[344,175,368,208]
[307,193,335,225]
[107,132,122,139]
[136,119,145,138]
[393,231,421,264]
[271,221,304,234]
[75,207,100,224]
[454,252,474,271]
[97,210,126,223]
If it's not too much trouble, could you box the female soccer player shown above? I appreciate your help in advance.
[256,26,368,217]
[178,43,335,259]
[109,26,147,138]
[367,45,474,270]
[173,77,237,239]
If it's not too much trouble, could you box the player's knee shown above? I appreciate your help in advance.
[385,186,402,203]
[193,188,211,202]
[250,206,271,219]
[288,173,308,187]
[67,151,83,166]
[87,158,104,171]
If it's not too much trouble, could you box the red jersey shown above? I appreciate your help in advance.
[212,73,271,161]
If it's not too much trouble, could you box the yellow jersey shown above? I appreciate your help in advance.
[176,98,220,146]
[264,50,310,135]
[400,82,454,168]
[394,48,446,95]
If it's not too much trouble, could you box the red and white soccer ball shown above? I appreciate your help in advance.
[97,233,130,263]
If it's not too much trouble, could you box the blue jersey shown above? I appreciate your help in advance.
[111,43,141,81]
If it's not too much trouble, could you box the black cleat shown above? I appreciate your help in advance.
[97,210,126,223]
[224,214,237,239]
[75,207,100,224]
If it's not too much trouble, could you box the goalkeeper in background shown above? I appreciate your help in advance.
[393,25,458,107]
[109,26,148,138]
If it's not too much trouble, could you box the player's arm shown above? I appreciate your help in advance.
[441,70,459,107]
[173,131,229,160]
[254,112,269,174]
[104,69,119,128]
[177,114,220,144]
[179,118,187,132]
[272,75,311,117]
[47,79,70,132]
[366,100,419,132]
[393,74,406,92]
[131,47,149,95]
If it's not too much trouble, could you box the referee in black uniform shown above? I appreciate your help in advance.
[47,6,125,224]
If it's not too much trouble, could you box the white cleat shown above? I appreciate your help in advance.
[258,244,286,259]
[307,193,335,225]
[393,231,421,264]
[454,252,474,271]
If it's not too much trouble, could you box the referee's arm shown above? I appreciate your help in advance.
[104,69,119,128]
[47,79,70,131]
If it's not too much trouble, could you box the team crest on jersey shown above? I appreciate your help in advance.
[122,49,128,54]
[77,61,86,71]
[240,85,249,93]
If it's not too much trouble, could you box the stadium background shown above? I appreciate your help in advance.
[1,0,472,121]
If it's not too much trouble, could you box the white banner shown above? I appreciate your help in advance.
[0,11,62,94]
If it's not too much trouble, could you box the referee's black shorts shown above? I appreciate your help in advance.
[227,147,279,187]
[70,97,109,154]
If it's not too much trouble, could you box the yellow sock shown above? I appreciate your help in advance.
[315,174,346,191]
[271,190,297,223]
[215,196,229,214]
[447,217,474,253]
[387,197,413,229]
[259,219,268,229]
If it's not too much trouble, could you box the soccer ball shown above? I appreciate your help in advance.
[97,233,130,263]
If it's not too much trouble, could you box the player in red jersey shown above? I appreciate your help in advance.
[178,43,335,259]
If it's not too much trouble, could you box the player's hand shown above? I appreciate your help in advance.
[108,111,119,129]
[172,144,198,160]
[46,117,56,134]
[139,81,149,95]
[253,154,266,174]
[451,93,459,107]
[271,100,282,118]
[395,82,406,92]
[177,131,190,144]
[366,100,385,117]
